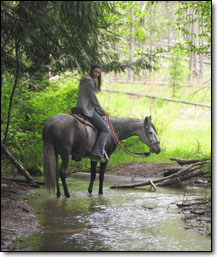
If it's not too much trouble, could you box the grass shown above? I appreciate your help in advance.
[94,82,211,170]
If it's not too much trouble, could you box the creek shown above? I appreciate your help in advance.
[13,174,211,251]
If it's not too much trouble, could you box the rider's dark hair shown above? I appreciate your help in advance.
[89,64,102,91]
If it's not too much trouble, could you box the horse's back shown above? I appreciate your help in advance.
[44,113,74,129]
[43,113,96,156]
[43,113,78,146]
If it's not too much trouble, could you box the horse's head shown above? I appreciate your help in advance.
[139,116,161,154]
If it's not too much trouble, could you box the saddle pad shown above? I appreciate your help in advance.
[72,114,96,131]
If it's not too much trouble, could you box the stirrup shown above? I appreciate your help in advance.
[104,151,109,162]
[91,155,107,163]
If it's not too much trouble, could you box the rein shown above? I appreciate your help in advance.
[105,114,151,158]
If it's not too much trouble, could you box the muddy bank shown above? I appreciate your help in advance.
[1,178,39,251]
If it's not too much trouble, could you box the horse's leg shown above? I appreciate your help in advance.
[99,163,107,195]
[55,152,61,198]
[88,161,97,194]
[59,153,70,198]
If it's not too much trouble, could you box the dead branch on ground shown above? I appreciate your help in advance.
[1,142,36,185]
[110,159,210,190]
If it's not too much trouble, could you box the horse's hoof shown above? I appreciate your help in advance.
[57,193,61,198]
[88,192,92,197]
[65,194,71,198]
[99,194,104,199]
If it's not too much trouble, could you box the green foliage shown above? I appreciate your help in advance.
[1,0,119,79]
[167,47,190,96]
[1,1,211,176]
[175,1,211,56]
[1,74,79,169]
[99,80,211,171]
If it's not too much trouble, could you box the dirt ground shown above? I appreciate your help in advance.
[106,162,174,178]
[1,162,211,251]
[1,178,39,251]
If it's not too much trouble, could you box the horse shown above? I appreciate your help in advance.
[42,113,161,197]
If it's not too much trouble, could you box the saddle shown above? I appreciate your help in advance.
[71,107,96,132]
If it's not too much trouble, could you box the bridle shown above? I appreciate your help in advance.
[105,114,159,158]
[144,125,160,146]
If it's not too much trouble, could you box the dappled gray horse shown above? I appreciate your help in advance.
[43,114,161,197]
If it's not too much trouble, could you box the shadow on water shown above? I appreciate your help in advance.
[13,176,211,251]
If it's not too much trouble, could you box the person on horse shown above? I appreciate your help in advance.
[76,64,110,163]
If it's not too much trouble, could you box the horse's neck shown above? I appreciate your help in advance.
[112,118,143,141]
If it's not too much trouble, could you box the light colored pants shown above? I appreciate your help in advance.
[87,111,110,157]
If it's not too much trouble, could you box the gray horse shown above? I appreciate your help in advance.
[42,114,161,197]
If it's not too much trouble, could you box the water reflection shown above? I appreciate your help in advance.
[20,179,211,251]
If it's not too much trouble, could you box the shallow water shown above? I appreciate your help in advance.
[14,175,211,251]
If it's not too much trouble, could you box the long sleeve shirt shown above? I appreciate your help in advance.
[76,75,106,117]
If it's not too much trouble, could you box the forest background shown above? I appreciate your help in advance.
[1,1,211,180]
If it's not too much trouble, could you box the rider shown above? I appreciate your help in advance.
[76,64,110,163]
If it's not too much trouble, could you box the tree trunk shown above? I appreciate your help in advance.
[4,41,19,144]
[188,8,193,81]
[114,43,119,81]
[199,15,204,84]
[167,2,171,49]
[128,7,134,82]
[149,4,153,81]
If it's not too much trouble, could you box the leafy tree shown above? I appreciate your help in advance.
[167,47,190,96]
[175,1,211,56]
[1,1,119,77]
[1,1,119,144]
[1,75,78,169]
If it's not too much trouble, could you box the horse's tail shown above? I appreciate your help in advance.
[43,140,56,192]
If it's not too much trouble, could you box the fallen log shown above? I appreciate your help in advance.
[1,142,36,185]
[170,157,210,166]
[2,177,44,187]
[160,168,202,187]
[164,167,181,177]
[110,161,209,189]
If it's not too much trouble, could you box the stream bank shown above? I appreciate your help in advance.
[1,178,40,251]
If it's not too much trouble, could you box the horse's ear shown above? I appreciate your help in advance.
[144,117,149,127]
[149,115,152,121]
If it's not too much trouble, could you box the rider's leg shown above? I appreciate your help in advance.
[87,111,109,158]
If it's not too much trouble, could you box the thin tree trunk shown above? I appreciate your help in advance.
[3,42,19,144]
[167,2,171,49]
[128,7,134,82]
[114,44,119,81]
[149,4,153,81]
[199,16,204,84]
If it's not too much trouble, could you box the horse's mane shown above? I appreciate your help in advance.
[151,123,157,134]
